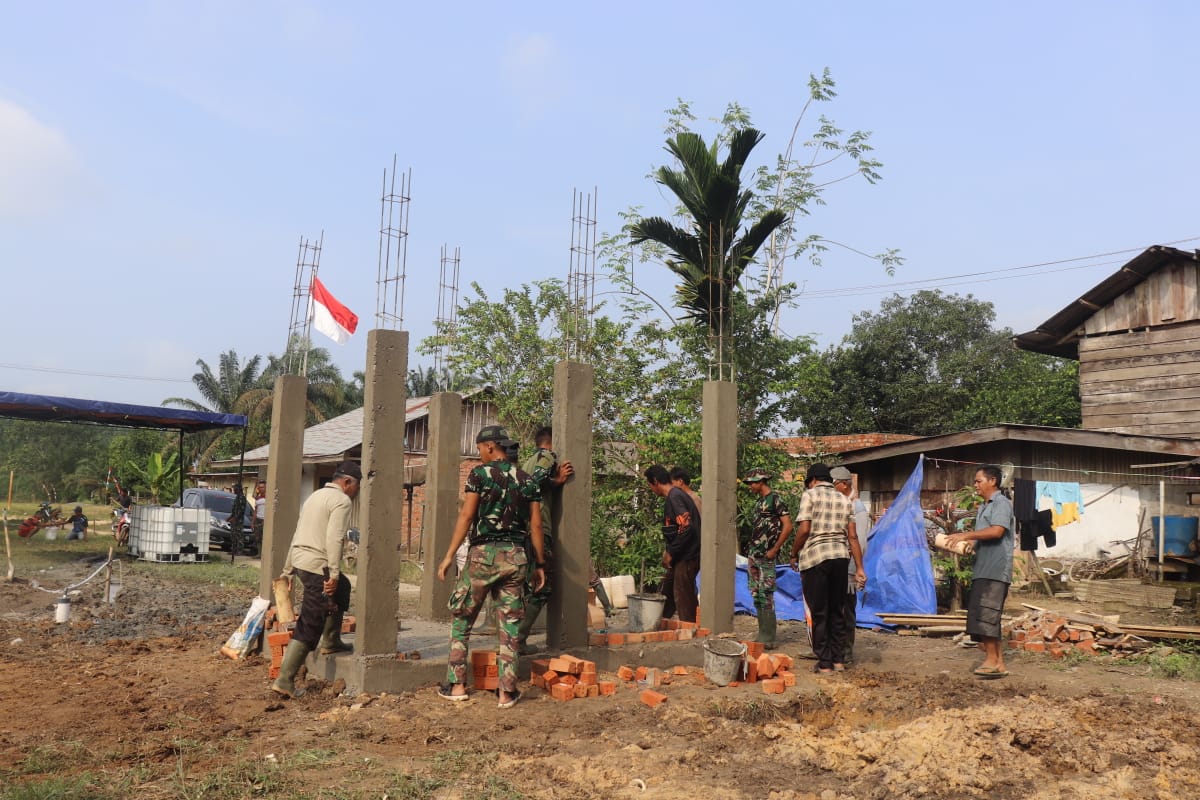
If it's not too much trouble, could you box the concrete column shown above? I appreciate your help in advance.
[548,360,594,650]
[355,329,407,665]
[701,379,737,634]
[418,392,462,620]
[258,374,306,603]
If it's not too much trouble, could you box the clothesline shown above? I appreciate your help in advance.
[926,457,1200,483]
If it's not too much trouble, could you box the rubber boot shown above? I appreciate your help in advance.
[516,602,544,655]
[592,581,617,617]
[271,639,312,699]
[318,611,352,655]
[756,606,777,650]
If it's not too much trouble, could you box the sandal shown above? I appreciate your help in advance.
[437,684,470,701]
[833,663,846,672]
[972,666,1010,679]
[814,665,834,675]
[497,689,522,709]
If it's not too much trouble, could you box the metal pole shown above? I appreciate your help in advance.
[178,431,185,502]
[1158,479,1165,580]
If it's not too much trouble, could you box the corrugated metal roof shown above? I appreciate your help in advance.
[1013,245,1200,359]
[840,424,1200,466]
[226,395,435,466]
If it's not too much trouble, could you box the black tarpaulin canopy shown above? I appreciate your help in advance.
[0,390,248,501]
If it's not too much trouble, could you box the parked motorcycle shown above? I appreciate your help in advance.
[111,507,131,546]
[18,502,65,538]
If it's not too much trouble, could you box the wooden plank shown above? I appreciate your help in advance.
[1082,372,1200,396]
[1078,320,1200,352]
[1080,357,1200,384]
[1084,410,1200,428]
[1081,386,1200,408]
[1080,347,1200,375]
[1082,418,1200,437]
[1118,624,1200,641]
[1075,579,1177,609]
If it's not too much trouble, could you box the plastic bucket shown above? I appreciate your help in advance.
[703,638,747,686]
[627,592,666,632]
[1147,520,1195,556]
[44,526,58,541]
[54,597,71,623]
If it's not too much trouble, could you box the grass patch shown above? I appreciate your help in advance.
[0,775,120,800]
[385,773,448,799]
[1138,649,1200,680]
[705,697,788,724]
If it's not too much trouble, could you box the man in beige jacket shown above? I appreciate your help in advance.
[271,461,361,698]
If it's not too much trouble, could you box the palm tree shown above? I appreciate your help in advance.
[630,128,786,375]
[164,350,265,470]
[164,350,263,414]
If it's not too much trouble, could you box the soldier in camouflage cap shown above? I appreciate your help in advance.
[437,425,545,708]
[741,468,792,649]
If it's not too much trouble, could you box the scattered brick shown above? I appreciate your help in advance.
[761,678,785,695]
[542,670,561,687]
[744,660,758,683]
[617,665,635,681]
[634,666,648,681]
[598,680,617,696]
[743,641,765,660]
[608,633,626,646]
[586,684,600,698]
[756,654,777,679]
[551,682,574,701]
[639,689,668,708]
[696,627,711,638]
[672,665,689,675]
[573,683,589,698]
[779,670,796,687]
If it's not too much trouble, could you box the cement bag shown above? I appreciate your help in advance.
[220,596,270,660]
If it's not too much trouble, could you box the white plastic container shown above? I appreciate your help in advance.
[54,597,71,623]
[610,575,635,609]
[129,506,210,562]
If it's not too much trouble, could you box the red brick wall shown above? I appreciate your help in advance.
[400,457,480,556]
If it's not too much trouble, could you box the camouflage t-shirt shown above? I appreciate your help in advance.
[748,491,790,558]
[521,447,558,543]
[466,460,541,544]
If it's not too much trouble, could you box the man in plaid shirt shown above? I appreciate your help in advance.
[790,463,866,673]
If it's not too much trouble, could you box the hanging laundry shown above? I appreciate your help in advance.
[1036,481,1084,528]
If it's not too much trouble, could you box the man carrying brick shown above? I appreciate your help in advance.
[437,425,545,708]
[945,464,1015,679]
[645,464,701,623]
[741,469,792,649]
[789,463,865,674]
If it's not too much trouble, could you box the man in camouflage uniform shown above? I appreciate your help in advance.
[437,425,545,708]
[742,469,792,649]
[516,426,610,655]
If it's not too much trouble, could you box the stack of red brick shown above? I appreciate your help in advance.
[1006,609,1150,658]
[731,641,797,694]
[264,616,357,679]
[529,654,616,701]
[588,618,712,647]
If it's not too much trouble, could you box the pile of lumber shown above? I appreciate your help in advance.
[1007,605,1151,657]
[1074,578,1177,610]
[877,612,974,634]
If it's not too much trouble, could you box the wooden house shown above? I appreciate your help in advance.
[1014,245,1200,437]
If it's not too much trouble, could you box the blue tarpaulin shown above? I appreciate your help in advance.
[0,391,245,432]
[734,563,808,621]
[856,455,937,628]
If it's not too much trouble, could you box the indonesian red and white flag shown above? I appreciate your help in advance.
[308,277,359,345]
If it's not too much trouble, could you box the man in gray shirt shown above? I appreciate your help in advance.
[946,464,1015,679]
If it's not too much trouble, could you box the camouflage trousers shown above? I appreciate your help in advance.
[447,541,527,692]
[747,555,777,612]
[524,538,554,616]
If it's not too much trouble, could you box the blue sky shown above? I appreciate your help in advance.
[3,2,1199,410]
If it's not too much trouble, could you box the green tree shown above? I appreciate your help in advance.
[630,127,786,366]
[124,451,180,504]
[405,365,478,397]
[164,350,263,414]
[795,290,1081,436]
[0,419,113,502]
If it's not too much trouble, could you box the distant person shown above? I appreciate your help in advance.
[271,461,361,699]
[116,488,133,510]
[66,506,88,541]
[228,482,249,559]
[645,464,701,623]
[253,480,267,548]
[945,465,1015,679]
[661,467,700,620]
[742,469,792,649]
[437,426,544,708]
[790,463,865,674]
[831,466,871,663]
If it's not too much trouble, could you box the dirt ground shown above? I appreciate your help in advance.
[4,545,1200,799]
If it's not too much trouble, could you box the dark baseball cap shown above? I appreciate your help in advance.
[476,425,511,443]
[333,461,362,481]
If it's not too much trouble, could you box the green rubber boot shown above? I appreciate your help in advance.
[271,639,312,699]
[756,606,777,650]
[592,580,617,617]
[318,611,352,655]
